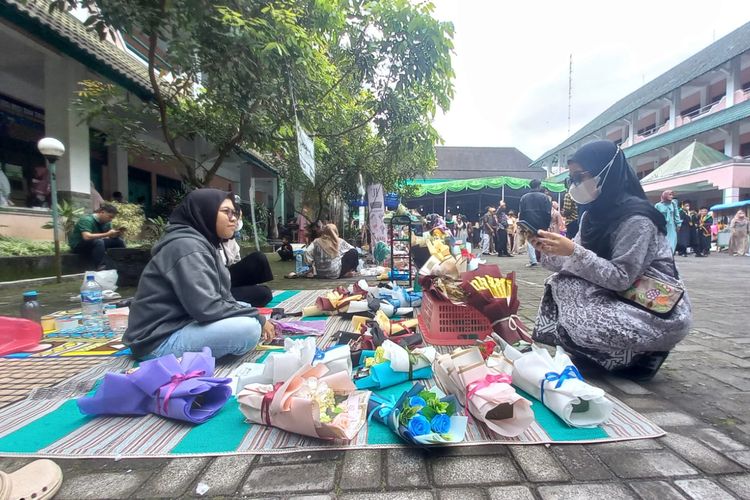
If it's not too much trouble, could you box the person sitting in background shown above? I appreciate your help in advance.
[530,140,691,380]
[277,236,294,261]
[220,196,273,307]
[124,189,273,360]
[305,223,358,278]
[68,203,126,270]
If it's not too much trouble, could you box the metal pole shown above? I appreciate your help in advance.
[501,184,505,203]
[48,159,62,283]
[443,190,447,216]
[248,180,260,253]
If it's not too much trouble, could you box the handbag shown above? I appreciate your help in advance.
[617,260,684,318]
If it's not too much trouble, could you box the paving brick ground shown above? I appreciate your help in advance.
[0,252,749,498]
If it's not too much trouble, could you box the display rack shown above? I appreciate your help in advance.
[388,214,413,287]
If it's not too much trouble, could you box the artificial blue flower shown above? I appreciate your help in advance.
[430,413,451,434]
[407,415,431,436]
[409,396,427,408]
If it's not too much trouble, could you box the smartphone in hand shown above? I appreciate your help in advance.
[517,220,540,236]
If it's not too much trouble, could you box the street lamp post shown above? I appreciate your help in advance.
[37,138,66,283]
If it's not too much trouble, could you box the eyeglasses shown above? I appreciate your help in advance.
[567,171,593,186]
[219,208,240,220]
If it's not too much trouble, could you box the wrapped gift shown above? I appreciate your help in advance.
[354,340,436,390]
[270,319,328,337]
[262,337,352,384]
[367,383,467,446]
[230,362,266,393]
[432,347,533,437]
[502,344,613,428]
[77,347,231,424]
[237,363,370,440]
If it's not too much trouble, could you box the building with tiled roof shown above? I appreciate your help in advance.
[533,21,750,210]
[0,0,279,239]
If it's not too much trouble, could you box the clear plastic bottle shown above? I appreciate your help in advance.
[81,274,104,333]
[20,290,42,324]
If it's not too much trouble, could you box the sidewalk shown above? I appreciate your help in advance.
[0,253,748,499]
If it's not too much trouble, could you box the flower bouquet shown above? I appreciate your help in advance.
[237,363,370,440]
[432,346,533,437]
[261,337,352,384]
[501,343,613,427]
[459,264,533,345]
[367,383,467,445]
[354,340,436,390]
[77,347,232,424]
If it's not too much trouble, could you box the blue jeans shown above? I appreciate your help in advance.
[150,315,262,360]
[527,242,538,264]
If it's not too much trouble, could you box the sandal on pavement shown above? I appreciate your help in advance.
[0,459,63,500]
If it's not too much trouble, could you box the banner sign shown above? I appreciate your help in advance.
[367,183,386,246]
[296,120,315,183]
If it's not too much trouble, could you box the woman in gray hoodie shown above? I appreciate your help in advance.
[124,189,274,360]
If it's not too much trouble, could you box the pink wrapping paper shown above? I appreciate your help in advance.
[433,347,533,437]
[237,363,370,440]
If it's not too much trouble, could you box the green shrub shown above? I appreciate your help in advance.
[111,202,145,240]
[0,236,56,256]
[41,200,84,239]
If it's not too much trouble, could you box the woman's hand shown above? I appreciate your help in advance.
[261,320,276,343]
[531,230,575,257]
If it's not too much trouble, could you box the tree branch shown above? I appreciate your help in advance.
[146,2,197,184]
[312,110,378,139]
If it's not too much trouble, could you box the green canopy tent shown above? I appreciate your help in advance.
[403,176,566,219]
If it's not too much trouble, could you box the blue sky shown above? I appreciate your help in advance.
[430,0,748,159]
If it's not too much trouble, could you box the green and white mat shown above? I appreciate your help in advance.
[0,290,664,458]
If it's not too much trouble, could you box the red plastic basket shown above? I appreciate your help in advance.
[418,290,491,345]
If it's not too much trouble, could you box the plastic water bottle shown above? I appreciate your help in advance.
[81,274,104,333]
[20,291,42,324]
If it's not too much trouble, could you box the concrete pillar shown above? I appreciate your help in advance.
[669,90,678,129]
[44,55,90,207]
[270,177,280,220]
[726,56,741,107]
[107,145,129,201]
[628,113,636,143]
[725,123,740,157]
[699,86,708,109]
[723,187,740,204]
[239,163,252,203]
[655,107,662,129]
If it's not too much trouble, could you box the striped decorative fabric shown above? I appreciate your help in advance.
[0,290,665,458]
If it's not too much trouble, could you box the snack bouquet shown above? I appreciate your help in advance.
[460,264,533,345]
[367,383,467,445]
[499,343,613,428]
[433,346,533,437]
[355,340,436,390]
[77,347,231,424]
[238,362,369,440]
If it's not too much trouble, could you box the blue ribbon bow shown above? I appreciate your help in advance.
[540,365,584,404]
[313,343,346,361]
[367,395,398,423]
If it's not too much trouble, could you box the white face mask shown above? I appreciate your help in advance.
[567,149,618,205]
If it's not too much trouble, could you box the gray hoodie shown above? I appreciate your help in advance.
[123,224,265,358]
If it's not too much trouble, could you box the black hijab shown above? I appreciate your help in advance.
[571,140,666,259]
[169,188,233,247]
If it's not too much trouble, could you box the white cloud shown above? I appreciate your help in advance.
[430,0,749,159]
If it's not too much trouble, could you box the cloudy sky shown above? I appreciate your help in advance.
[429,0,749,160]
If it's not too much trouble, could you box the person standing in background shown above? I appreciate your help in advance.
[519,179,552,267]
[728,210,749,256]
[507,210,518,254]
[676,201,693,257]
[549,201,566,235]
[496,200,511,257]
[482,206,498,255]
[29,164,50,207]
[654,190,681,253]
[696,207,713,257]
[561,191,579,239]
